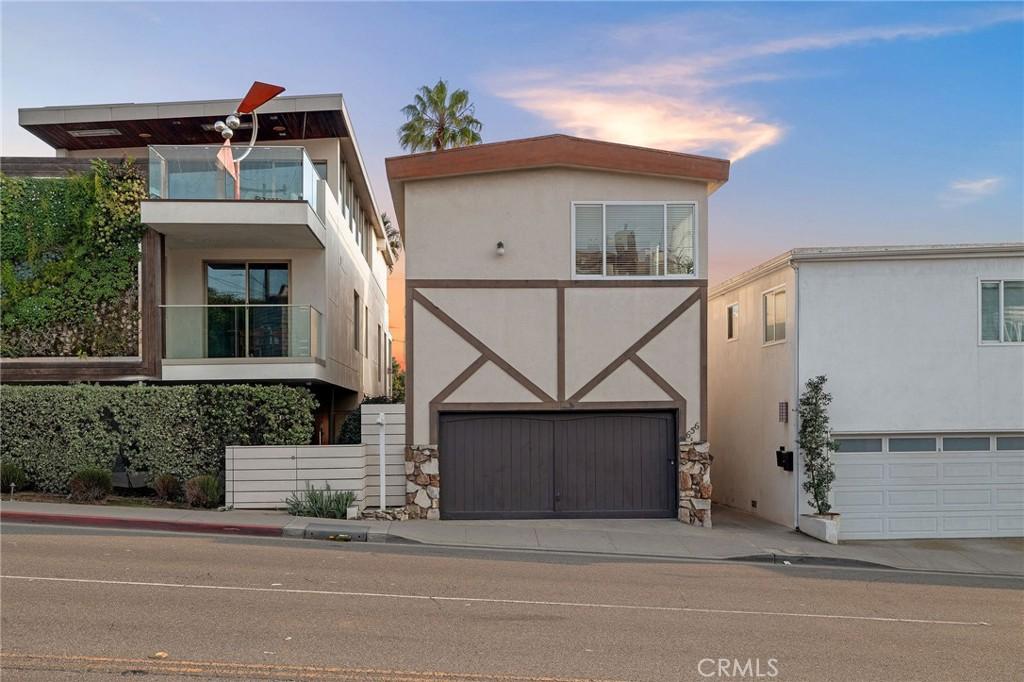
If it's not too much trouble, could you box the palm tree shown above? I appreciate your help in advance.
[381,213,402,272]
[398,80,482,152]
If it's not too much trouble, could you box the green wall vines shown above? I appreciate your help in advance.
[0,160,148,357]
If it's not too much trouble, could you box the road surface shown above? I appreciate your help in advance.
[1,524,1021,680]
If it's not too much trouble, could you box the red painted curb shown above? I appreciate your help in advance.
[0,511,283,538]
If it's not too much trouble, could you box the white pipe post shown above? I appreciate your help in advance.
[376,412,386,511]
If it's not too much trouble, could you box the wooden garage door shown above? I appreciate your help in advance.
[439,411,676,519]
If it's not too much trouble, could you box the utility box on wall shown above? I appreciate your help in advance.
[776,447,794,472]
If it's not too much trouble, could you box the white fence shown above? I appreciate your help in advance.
[361,404,406,508]
[225,403,406,510]
[225,445,366,509]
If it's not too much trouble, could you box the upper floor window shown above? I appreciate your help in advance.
[353,291,361,352]
[762,287,786,345]
[726,303,739,340]
[313,161,328,183]
[346,180,356,223]
[981,280,1023,344]
[573,202,696,278]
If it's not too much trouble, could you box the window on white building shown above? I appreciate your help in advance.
[762,287,786,344]
[726,303,739,340]
[573,202,697,278]
[981,280,1023,343]
[353,291,361,352]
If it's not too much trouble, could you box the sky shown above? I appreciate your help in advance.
[3,1,1023,362]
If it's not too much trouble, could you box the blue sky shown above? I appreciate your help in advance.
[2,1,1022,281]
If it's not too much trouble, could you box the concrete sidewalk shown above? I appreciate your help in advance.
[2,500,1021,576]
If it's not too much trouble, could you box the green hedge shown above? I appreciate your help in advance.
[0,384,317,492]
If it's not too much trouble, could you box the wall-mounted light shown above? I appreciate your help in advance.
[496,241,505,256]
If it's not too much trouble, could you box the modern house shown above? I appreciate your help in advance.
[708,244,1024,540]
[3,93,392,442]
[387,135,729,520]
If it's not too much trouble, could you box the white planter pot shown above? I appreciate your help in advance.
[346,505,361,520]
[799,514,840,544]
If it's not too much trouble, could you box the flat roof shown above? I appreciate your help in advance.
[18,93,349,149]
[711,242,1024,298]
[18,92,384,236]
[386,134,731,229]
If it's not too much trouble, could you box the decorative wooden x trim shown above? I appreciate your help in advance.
[568,288,702,403]
[412,289,555,403]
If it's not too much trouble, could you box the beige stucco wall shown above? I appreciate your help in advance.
[405,168,709,280]
[404,167,709,445]
[151,139,389,396]
[708,265,797,527]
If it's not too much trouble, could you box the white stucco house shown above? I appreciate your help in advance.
[387,135,729,521]
[708,243,1024,540]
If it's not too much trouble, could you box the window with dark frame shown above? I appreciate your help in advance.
[377,324,383,382]
[727,303,738,340]
[353,291,361,352]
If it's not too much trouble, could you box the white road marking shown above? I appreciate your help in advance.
[1,574,990,627]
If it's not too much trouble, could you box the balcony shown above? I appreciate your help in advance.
[161,304,326,382]
[141,145,326,248]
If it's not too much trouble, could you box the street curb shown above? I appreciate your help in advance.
[0,510,284,538]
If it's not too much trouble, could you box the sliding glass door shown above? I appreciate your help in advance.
[205,262,289,358]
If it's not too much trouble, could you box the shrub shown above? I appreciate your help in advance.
[152,473,181,501]
[1,462,29,491]
[338,394,401,445]
[798,375,838,515]
[286,484,356,519]
[185,475,221,508]
[69,467,113,502]
[1,384,317,493]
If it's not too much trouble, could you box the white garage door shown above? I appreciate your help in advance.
[833,435,1024,540]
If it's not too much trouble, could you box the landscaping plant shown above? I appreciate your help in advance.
[185,475,221,508]
[1,384,316,493]
[1,461,29,492]
[285,484,356,519]
[68,467,113,502]
[338,394,401,445]
[152,473,181,501]
[797,375,838,515]
[1,160,147,358]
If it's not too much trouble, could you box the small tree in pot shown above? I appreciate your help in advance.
[797,375,840,542]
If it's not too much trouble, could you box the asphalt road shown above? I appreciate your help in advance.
[1,524,1022,681]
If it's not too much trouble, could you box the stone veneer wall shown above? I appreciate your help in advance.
[406,441,712,525]
[678,442,712,527]
[405,445,440,520]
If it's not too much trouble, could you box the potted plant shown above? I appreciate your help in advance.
[797,375,840,544]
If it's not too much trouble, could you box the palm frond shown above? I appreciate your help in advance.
[398,80,483,152]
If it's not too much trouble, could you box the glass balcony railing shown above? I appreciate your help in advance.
[162,305,322,361]
[148,145,320,213]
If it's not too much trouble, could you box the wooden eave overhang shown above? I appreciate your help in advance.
[385,134,731,231]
